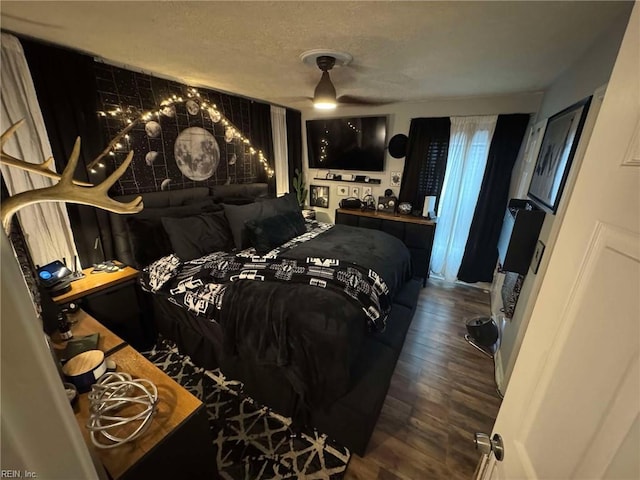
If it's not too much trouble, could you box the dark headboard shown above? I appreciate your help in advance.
[109,184,269,267]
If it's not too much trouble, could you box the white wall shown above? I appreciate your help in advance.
[497,7,632,391]
[1,234,103,479]
[300,93,543,223]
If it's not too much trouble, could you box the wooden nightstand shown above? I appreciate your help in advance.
[53,266,155,350]
[52,266,139,305]
[59,311,218,480]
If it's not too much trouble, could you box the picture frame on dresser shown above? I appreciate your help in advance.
[528,96,592,213]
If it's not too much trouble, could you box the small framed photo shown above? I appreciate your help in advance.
[363,186,373,197]
[390,171,402,187]
[350,186,360,198]
[310,184,330,208]
[337,185,349,197]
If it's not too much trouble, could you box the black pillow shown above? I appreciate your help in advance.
[136,199,221,219]
[223,193,302,250]
[219,196,255,205]
[161,211,233,261]
[245,210,307,254]
[124,200,222,268]
[124,217,174,269]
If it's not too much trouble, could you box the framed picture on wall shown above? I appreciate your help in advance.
[528,96,592,213]
[310,184,330,208]
[337,185,349,197]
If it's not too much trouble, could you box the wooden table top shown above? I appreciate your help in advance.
[51,310,126,353]
[336,208,436,226]
[53,266,139,304]
[59,312,203,479]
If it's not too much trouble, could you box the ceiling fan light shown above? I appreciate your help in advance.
[314,102,337,110]
[313,71,337,109]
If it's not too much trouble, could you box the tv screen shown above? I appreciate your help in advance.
[306,116,387,171]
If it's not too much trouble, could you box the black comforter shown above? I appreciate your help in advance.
[144,223,412,409]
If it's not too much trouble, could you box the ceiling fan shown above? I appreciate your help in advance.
[312,55,338,110]
[300,49,395,109]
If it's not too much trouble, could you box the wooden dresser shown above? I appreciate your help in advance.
[56,311,218,479]
[335,208,436,286]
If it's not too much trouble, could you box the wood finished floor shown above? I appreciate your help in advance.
[345,278,501,480]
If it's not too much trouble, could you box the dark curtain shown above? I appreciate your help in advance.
[22,39,113,266]
[398,117,450,213]
[458,114,531,283]
[286,108,303,193]
[250,101,276,197]
[1,177,40,304]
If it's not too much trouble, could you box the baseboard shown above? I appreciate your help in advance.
[494,349,505,397]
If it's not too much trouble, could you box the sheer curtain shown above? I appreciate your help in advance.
[270,105,289,196]
[430,115,497,282]
[0,33,79,268]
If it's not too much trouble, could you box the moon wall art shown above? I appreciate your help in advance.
[208,107,221,123]
[174,127,220,181]
[161,105,176,117]
[145,151,159,166]
[95,64,262,195]
[186,100,200,115]
[145,121,161,138]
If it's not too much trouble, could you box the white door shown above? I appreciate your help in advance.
[479,5,640,479]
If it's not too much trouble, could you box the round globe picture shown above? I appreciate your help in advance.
[174,127,220,181]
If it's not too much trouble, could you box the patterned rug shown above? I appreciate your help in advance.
[143,340,351,479]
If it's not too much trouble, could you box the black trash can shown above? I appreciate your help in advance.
[465,316,499,348]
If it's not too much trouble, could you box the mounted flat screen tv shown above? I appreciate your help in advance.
[306,116,387,171]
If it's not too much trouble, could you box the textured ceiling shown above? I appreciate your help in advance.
[0,1,631,110]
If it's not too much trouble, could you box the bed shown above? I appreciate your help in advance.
[108,184,421,455]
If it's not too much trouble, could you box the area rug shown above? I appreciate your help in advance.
[143,339,351,479]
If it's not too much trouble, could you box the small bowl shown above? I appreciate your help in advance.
[398,202,412,215]
[63,382,79,405]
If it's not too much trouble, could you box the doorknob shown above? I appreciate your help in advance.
[474,432,505,461]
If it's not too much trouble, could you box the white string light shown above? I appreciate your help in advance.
[96,87,274,178]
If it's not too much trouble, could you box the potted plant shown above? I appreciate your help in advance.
[292,168,308,209]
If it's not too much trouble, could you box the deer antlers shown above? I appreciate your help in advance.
[1,120,143,232]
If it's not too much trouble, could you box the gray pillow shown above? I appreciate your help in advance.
[223,193,301,250]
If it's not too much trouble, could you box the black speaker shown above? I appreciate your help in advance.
[339,198,363,209]
[465,316,499,348]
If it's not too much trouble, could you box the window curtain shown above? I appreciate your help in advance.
[458,114,531,283]
[286,109,302,193]
[0,34,80,268]
[21,38,112,267]
[399,117,450,212]
[270,106,289,196]
[250,101,276,196]
[430,115,498,282]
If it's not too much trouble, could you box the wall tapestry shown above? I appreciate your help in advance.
[95,64,264,195]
